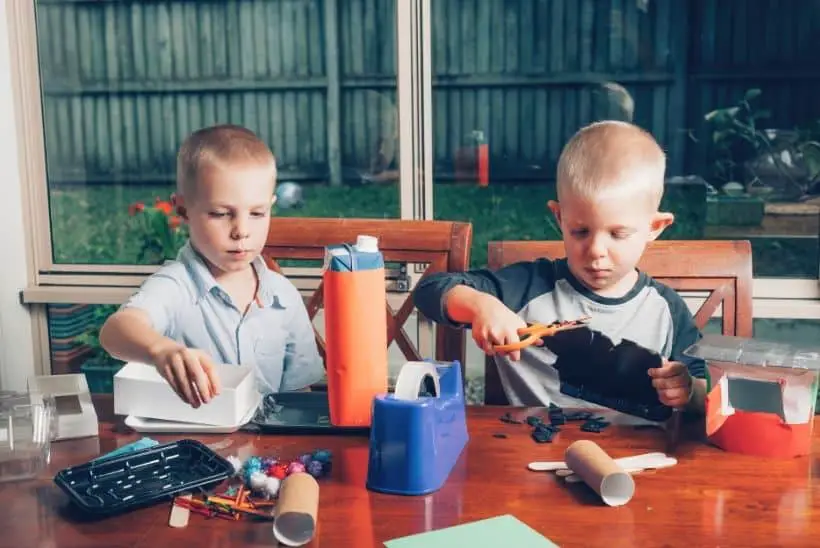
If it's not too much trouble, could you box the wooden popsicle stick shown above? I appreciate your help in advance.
[552,454,677,476]
[528,452,669,472]
[562,458,678,483]
[169,494,192,528]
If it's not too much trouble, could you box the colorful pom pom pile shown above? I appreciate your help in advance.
[228,449,332,498]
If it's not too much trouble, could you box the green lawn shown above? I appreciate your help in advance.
[49,181,704,268]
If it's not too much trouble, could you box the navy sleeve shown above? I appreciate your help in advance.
[654,284,707,379]
[412,259,557,328]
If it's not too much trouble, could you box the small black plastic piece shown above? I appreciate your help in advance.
[531,429,555,443]
[526,415,543,426]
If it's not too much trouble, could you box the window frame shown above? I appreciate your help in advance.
[13,0,433,284]
[7,0,820,380]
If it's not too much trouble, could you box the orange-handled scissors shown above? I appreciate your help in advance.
[492,315,592,352]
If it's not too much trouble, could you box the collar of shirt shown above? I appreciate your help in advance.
[176,241,292,309]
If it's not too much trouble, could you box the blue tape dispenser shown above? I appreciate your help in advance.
[366,360,469,496]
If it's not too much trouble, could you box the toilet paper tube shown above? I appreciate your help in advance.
[392,361,440,401]
[272,473,319,547]
[564,440,635,507]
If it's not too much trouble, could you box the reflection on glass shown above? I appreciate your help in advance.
[430,0,819,276]
[48,301,417,395]
[35,0,400,265]
[47,304,122,393]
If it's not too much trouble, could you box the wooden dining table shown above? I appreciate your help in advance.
[6,397,819,548]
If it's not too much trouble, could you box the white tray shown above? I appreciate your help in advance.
[124,394,260,434]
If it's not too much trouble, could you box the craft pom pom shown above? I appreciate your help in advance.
[231,448,333,497]
[287,462,306,475]
[226,455,242,476]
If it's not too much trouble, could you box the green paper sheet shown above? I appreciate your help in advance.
[384,514,559,548]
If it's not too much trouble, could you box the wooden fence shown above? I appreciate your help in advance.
[34,0,820,186]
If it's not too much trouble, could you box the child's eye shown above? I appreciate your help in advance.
[612,232,630,240]
[251,211,267,218]
[209,212,229,218]
[571,229,588,238]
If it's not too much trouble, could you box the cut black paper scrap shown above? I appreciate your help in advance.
[522,407,612,443]
[539,326,674,422]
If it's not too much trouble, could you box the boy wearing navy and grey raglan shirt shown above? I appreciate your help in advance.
[414,121,707,416]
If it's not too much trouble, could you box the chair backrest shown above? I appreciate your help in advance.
[483,240,754,405]
[262,217,473,380]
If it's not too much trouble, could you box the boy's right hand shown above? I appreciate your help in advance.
[150,343,221,408]
[470,294,534,361]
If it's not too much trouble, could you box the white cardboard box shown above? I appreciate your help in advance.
[113,362,258,427]
[28,374,99,440]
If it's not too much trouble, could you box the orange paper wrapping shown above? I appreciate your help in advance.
[323,267,388,427]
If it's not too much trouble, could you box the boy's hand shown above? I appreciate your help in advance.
[470,294,538,361]
[151,343,221,408]
[648,360,693,408]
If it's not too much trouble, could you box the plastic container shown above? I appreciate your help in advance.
[684,334,820,457]
[53,439,234,516]
[323,235,389,427]
[0,391,56,482]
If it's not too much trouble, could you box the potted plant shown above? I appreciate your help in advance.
[76,305,125,394]
[128,196,189,264]
[705,89,820,203]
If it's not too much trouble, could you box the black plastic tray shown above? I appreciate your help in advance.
[53,439,233,516]
[244,391,370,435]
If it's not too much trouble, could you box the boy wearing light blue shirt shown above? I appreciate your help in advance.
[100,125,325,407]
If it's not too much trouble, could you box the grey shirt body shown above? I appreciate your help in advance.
[413,258,705,410]
[122,241,325,394]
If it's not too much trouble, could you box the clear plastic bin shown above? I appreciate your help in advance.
[0,391,56,482]
[684,335,820,457]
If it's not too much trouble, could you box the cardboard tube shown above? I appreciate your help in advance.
[272,473,319,546]
[564,440,635,507]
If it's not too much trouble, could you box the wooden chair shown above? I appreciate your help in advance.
[483,240,754,406]
[261,217,473,382]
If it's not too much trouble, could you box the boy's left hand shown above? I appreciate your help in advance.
[648,360,693,408]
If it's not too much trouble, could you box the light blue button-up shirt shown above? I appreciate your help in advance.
[122,241,325,394]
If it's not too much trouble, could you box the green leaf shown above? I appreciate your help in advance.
[744,88,762,100]
[704,109,720,121]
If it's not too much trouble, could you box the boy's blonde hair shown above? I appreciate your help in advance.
[176,124,276,199]
[556,120,666,209]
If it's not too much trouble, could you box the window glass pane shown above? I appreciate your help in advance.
[47,304,123,393]
[429,0,820,403]
[35,0,399,265]
[47,300,420,394]
[430,0,820,277]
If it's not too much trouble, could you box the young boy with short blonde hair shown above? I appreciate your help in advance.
[100,124,324,407]
[413,120,707,415]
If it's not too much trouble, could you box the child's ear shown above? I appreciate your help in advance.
[172,193,188,220]
[649,211,674,240]
[547,200,562,225]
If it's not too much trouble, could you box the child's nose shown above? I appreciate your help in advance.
[231,217,250,239]
[586,235,608,258]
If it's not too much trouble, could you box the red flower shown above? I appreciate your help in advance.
[168,215,182,229]
[155,201,173,215]
[128,202,145,216]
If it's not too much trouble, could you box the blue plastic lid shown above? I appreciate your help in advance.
[325,236,384,272]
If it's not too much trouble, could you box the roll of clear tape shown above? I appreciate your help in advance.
[392,361,441,400]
